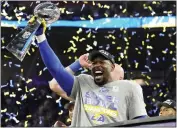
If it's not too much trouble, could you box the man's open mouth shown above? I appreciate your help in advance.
[94,70,103,79]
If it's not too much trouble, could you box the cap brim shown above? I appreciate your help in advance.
[158,102,173,109]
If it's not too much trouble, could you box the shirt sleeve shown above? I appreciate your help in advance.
[128,82,147,119]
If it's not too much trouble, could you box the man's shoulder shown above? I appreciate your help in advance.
[117,80,142,89]
[76,74,93,80]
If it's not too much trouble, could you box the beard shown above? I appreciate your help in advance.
[93,74,109,86]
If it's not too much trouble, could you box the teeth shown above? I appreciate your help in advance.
[95,76,102,79]
[95,71,102,74]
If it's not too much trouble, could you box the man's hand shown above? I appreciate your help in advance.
[79,53,92,69]
[28,16,47,36]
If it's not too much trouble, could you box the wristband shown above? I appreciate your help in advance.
[69,60,82,73]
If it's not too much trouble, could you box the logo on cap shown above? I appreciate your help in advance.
[99,50,109,56]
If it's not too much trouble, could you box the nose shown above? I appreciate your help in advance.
[159,111,163,116]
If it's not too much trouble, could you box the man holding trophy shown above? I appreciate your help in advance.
[6,2,147,127]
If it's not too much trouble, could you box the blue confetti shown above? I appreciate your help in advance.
[156,58,159,63]
[151,61,156,64]
[10,80,14,88]
[14,64,21,67]
[146,39,150,42]
[159,33,165,36]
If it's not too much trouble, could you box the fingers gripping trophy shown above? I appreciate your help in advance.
[6,2,60,61]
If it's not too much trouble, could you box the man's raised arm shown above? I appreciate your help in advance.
[29,17,74,95]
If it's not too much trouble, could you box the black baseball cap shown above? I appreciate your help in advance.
[158,99,176,110]
[64,101,75,110]
[88,50,115,64]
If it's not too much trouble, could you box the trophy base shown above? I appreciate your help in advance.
[6,19,41,61]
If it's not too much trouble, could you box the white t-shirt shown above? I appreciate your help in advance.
[70,74,147,127]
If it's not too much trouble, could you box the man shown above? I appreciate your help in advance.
[64,101,75,123]
[53,101,75,127]
[158,99,176,117]
[30,17,147,126]
[49,62,124,101]
[111,64,124,81]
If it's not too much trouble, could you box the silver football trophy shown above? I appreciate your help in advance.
[6,2,60,61]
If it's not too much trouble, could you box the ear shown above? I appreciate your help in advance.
[111,63,115,72]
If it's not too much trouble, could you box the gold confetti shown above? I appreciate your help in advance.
[24,121,28,127]
[142,41,145,46]
[122,9,127,13]
[152,98,155,102]
[124,37,128,42]
[4,92,9,96]
[148,6,153,11]
[104,5,110,9]
[159,92,163,97]
[151,34,155,38]
[72,36,79,42]
[104,13,108,17]
[1,108,7,113]
[29,88,36,92]
[16,101,21,105]
[2,38,5,44]
[19,6,26,11]
[67,118,72,122]
[163,27,166,32]
[39,70,42,76]
[97,3,101,8]
[117,47,121,50]
[70,40,76,47]
[135,63,139,68]
[145,81,149,86]
[32,48,35,52]
[68,56,72,59]
[112,41,116,44]
[146,76,151,80]
[164,94,167,97]
[152,1,156,4]
[88,15,93,21]
[4,55,11,58]
[76,28,82,34]
[25,86,28,92]
[87,32,91,38]
[26,79,32,84]
[170,42,175,45]
[21,68,23,73]
[156,84,160,87]
[58,110,63,115]
[26,115,32,118]
[79,38,86,42]
[147,45,153,49]
[92,1,95,5]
